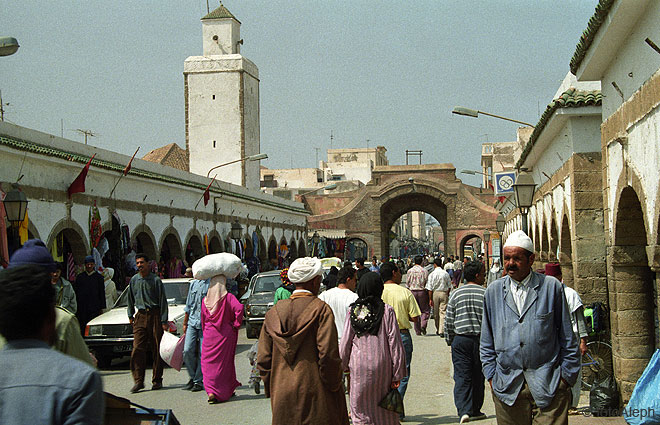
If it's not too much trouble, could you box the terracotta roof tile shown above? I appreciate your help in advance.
[569,0,616,75]
[516,88,602,168]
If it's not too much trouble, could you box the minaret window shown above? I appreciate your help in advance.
[213,141,216,148]
[212,95,215,100]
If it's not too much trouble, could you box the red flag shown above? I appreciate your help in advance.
[67,154,96,198]
[203,175,216,206]
[498,196,507,204]
[123,147,140,176]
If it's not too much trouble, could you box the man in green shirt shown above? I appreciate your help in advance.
[127,253,168,393]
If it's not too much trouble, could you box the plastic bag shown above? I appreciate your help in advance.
[379,388,404,416]
[589,375,619,417]
[159,331,185,371]
[624,349,660,425]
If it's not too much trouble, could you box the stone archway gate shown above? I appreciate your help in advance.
[306,164,499,259]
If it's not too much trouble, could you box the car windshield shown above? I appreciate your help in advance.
[115,281,190,307]
[252,275,283,294]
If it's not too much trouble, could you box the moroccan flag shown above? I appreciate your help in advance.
[123,147,140,176]
[203,175,216,206]
[67,154,96,198]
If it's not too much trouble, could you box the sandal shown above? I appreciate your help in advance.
[207,394,219,404]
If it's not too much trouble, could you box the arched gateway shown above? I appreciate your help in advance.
[306,164,498,259]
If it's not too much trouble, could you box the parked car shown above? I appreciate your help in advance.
[242,270,283,339]
[84,278,191,368]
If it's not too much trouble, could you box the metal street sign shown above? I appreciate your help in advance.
[495,172,516,195]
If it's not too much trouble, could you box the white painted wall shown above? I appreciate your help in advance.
[202,19,241,56]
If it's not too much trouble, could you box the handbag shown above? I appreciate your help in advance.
[378,388,404,416]
[159,331,185,371]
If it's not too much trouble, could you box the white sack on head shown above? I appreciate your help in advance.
[192,253,243,280]
[503,230,534,253]
[288,257,323,283]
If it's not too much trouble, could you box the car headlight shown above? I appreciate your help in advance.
[247,304,268,316]
[87,325,103,336]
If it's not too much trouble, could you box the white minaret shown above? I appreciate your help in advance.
[184,3,261,188]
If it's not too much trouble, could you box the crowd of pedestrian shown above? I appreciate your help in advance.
[0,231,588,425]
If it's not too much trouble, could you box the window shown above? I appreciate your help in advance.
[213,141,216,148]
[212,95,216,100]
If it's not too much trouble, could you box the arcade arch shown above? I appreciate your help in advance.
[47,219,89,265]
[185,231,204,266]
[559,215,574,288]
[289,237,298,260]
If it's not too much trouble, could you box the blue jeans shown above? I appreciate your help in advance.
[398,331,413,399]
[183,326,203,385]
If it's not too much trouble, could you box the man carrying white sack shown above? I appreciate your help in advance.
[480,230,579,425]
[192,253,244,404]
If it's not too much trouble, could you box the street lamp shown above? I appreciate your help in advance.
[483,230,490,269]
[460,169,489,176]
[452,106,535,127]
[299,183,338,197]
[2,183,28,251]
[512,170,536,235]
[206,153,268,178]
[496,213,505,265]
[230,219,243,240]
[0,37,19,56]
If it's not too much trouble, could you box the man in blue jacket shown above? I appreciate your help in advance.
[480,230,579,425]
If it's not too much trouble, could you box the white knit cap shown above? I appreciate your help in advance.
[287,257,323,283]
[503,230,534,253]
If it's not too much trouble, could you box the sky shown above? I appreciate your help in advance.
[2,1,599,187]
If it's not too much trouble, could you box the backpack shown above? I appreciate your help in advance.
[584,302,606,335]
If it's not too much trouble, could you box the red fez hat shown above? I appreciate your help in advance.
[544,263,562,277]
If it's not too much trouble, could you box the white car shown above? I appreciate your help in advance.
[84,278,191,368]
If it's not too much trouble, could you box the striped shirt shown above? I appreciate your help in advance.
[444,283,486,344]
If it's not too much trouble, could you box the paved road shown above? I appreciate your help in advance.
[101,320,616,424]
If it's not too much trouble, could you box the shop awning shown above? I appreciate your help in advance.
[312,229,346,239]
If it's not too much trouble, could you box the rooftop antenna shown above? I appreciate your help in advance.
[366,138,370,148]
[206,0,210,14]
[330,130,334,149]
[75,129,97,145]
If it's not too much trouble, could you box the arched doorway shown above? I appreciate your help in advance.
[379,191,448,259]
[549,218,559,262]
[459,234,481,261]
[346,238,368,262]
[160,231,183,278]
[289,237,298,261]
[559,215,574,288]
[134,231,157,262]
[48,227,87,279]
[100,214,124,288]
[244,235,254,262]
[258,234,268,270]
[268,238,277,269]
[298,238,306,257]
[209,235,223,253]
[387,210,441,259]
[185,233,204,267]
[611,186,654,398]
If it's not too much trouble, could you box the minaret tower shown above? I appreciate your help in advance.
[184,3,261,188]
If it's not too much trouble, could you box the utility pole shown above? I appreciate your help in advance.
[0,90,8,121]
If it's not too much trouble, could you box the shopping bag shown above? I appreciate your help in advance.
[590,375,619,416]
[379,388,404,416]
[624,349,660,425]
[159,331,185,371]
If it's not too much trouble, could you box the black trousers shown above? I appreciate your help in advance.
[451,334,485,417]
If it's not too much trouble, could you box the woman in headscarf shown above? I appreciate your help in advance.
[339,272,406,425]
[101,267,118,312]
[194,253,244,404]
[273,267,295,305]
[323,266,339,290]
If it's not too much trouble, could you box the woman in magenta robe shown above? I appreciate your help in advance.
[201,274,244,403]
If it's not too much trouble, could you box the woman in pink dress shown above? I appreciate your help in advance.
[340,272,407,425]
[194,255,245,404]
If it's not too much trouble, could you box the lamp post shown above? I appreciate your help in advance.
[2,183,29,251]
[230,219,243,241]
[512,170,536,235]
[206,153,268,178]
[452,107,535,127]
[496,213,505,264]
[299,183,338,198]
[483,230,490,269]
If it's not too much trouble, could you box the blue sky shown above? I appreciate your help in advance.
[2,1,598,187]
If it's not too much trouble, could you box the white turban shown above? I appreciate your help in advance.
[503,230,534,253]
[287,257,323,284]
[192,253,243,280]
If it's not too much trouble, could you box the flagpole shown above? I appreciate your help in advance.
[109,147,140,198]
[195,175,217,210]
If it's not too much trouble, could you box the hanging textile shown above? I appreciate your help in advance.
[18,210,29,245]
[0,190,8,267]
[121,224,130,252]
[51,232,64,263]
[204,234,209,255]
[252,231,259,258]
[89,201,102,250]
[67,252,76,281]
[92,247,103,271]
